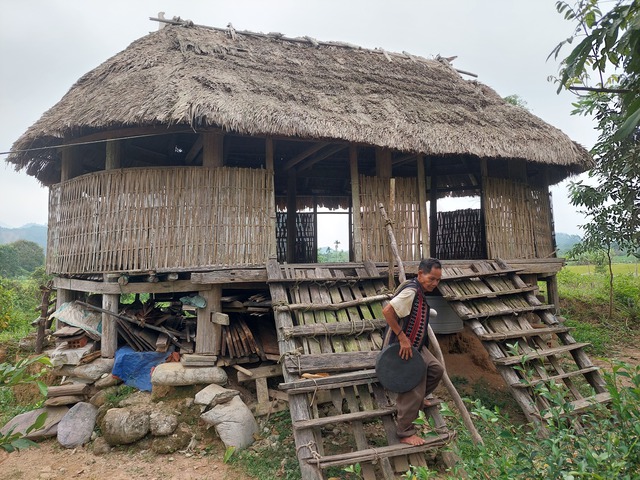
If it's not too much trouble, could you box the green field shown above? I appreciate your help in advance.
[564,263,640,275]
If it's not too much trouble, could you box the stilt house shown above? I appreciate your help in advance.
[9,21,607,479]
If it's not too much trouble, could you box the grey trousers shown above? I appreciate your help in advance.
[395,346,444,438]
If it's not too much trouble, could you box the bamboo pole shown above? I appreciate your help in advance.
[378,204,484,446]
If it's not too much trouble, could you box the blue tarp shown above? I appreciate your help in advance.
[112,346,173,391]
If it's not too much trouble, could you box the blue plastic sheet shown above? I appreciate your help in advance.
[112,346,172,391]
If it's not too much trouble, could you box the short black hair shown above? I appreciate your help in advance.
[418,258,442,273]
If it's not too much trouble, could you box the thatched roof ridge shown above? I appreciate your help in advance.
[8,23,592,184]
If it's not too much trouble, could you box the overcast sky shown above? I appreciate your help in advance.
[0,0,596,239]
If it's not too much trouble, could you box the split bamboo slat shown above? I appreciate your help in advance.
[439,260,610,425]
[268,261,451,479]
[483,178,554,260]
[47,167,274,274]
[358,175,422,263]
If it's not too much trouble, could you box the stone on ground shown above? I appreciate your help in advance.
[151,363,227,386]
[101,408,150,445]
[57,402,98,448]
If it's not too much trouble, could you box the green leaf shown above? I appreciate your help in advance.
[223,446,236,463]
[612,107,640,141]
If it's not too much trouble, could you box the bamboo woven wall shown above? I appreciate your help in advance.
[484,177,553,259]
[436,208,484,260]
[47,167,274,274]
[358,175,423,262]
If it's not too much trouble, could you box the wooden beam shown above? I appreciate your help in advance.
[105,140,122,170]
[53,277,202,294]
[416,155,429,258]
[191,269,268,284]
[297,144,346,172]
[375,147,392,178]
[203,132,224,167]
[101,293,119,359]
[350,145,363,262]
[429,171,438,257]
[184,136,204,165]
[60,146,81,182]
[196,286,222,355]
[286,170,297,263]
[284,142,330,170]
[265,137,277,259]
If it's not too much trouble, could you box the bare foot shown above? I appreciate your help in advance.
[399,434,426,446]
[423,397,441,408]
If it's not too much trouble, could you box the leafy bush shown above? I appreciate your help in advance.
[429,362,640,479]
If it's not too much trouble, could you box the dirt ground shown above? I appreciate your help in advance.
[0,440,255,480]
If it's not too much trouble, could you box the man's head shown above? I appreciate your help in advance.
[417,258,442,292]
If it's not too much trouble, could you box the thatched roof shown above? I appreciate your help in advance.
[8,22,592,185]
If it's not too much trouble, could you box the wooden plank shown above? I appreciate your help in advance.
[54,277,202,294]
[283,351,379,374]
[476,326,572,341]
[266,274,385,284]
[493,343,591,366]
[237,364,282,382]
[273,293,392,313]
[344,386,377,480]
[511,366,601,388]
[293,407,397,430]
[443,285,538,301]
[196,287,221,355]
[543,392,611,419]
[47,384,90,398]
[279,370,378,391]
[280,316,386,339]
[191,269,268,284]
[442,267,522,281]
[101,293,119,359]
[461,303,555,320]
[313,435,452,468]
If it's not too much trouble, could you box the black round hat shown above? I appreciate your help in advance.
[375,343,426,393]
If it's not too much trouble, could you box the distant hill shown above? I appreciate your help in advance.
[0,224,47,249]
[556,232,581,255]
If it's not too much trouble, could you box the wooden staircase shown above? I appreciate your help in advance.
[437,259,610,423]
[267,259,454,480]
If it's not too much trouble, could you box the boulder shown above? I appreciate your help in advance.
[149,410,178,436]
[200,396,258,450]
[57,402,98,448]
[101,408,150,445]
[56,358,114,382]
[151,363,227,386]
[88,386,119,407]
[151,423,192,454]
[94,374,122,389]
[194,384,239,410]
[0,406,69,441]
[44,395,86,407]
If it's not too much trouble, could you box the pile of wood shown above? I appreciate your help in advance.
[221,293,271,315]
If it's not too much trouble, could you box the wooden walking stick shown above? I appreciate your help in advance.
[378,203,484,446]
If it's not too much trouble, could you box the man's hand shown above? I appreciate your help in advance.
[398,333,413,360]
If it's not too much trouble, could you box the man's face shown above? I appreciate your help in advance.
[417,267,442,292]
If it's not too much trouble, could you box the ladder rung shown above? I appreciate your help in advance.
[543,392,611,419]
[293,407,395,430]
[310,432,454,468]
[462,304,555,320]
[443,285,538,302]
[511,366,601,388]
[477,326,572,341]
[494,342,590,366]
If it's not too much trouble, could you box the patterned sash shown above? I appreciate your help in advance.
[382,278,431,350]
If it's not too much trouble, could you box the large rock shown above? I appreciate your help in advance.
[200,396,258,450]
[57,402,98,448]
[151,423,192,454]
[149,410,178,436]
[0,406,69,441]
[194,384,239,410]
[101,408,150,445]
[56,358,114,382]
[151,363,227,386]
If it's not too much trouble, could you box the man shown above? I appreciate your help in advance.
[382,258,444,446]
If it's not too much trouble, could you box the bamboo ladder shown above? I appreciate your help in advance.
[267,259,453,480]
[437,259,610,424]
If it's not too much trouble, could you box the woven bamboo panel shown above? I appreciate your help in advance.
[483,178,553,259]
[47,167,274,274]
[436,208,484,259]
[358,176,422,262]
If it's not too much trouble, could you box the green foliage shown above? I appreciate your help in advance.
[0,240,45,278]
[343,463,362,478]
[317,248,349,263]
[104,385,137,406]
[223,446,236,463]
[440,362,640,479]
[503,94,530,110]
[0,273,43,341]
[0,355,51,452]
[552,1,640,260]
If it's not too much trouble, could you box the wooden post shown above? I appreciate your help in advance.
[349,145,363,262]
[101,293,119,358]
[480,159,489,259]
[546,275,560,314]
[203,132,224,167]
[375,147,392,178]
[416,155,429,259]
[105,140,122,170]
[196,287,222,354]
[266,137,277,259]
[286,169,297,264]
[429,172,438,258]
[60,146,81,182]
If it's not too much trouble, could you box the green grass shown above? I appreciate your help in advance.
[564,263,640,275]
